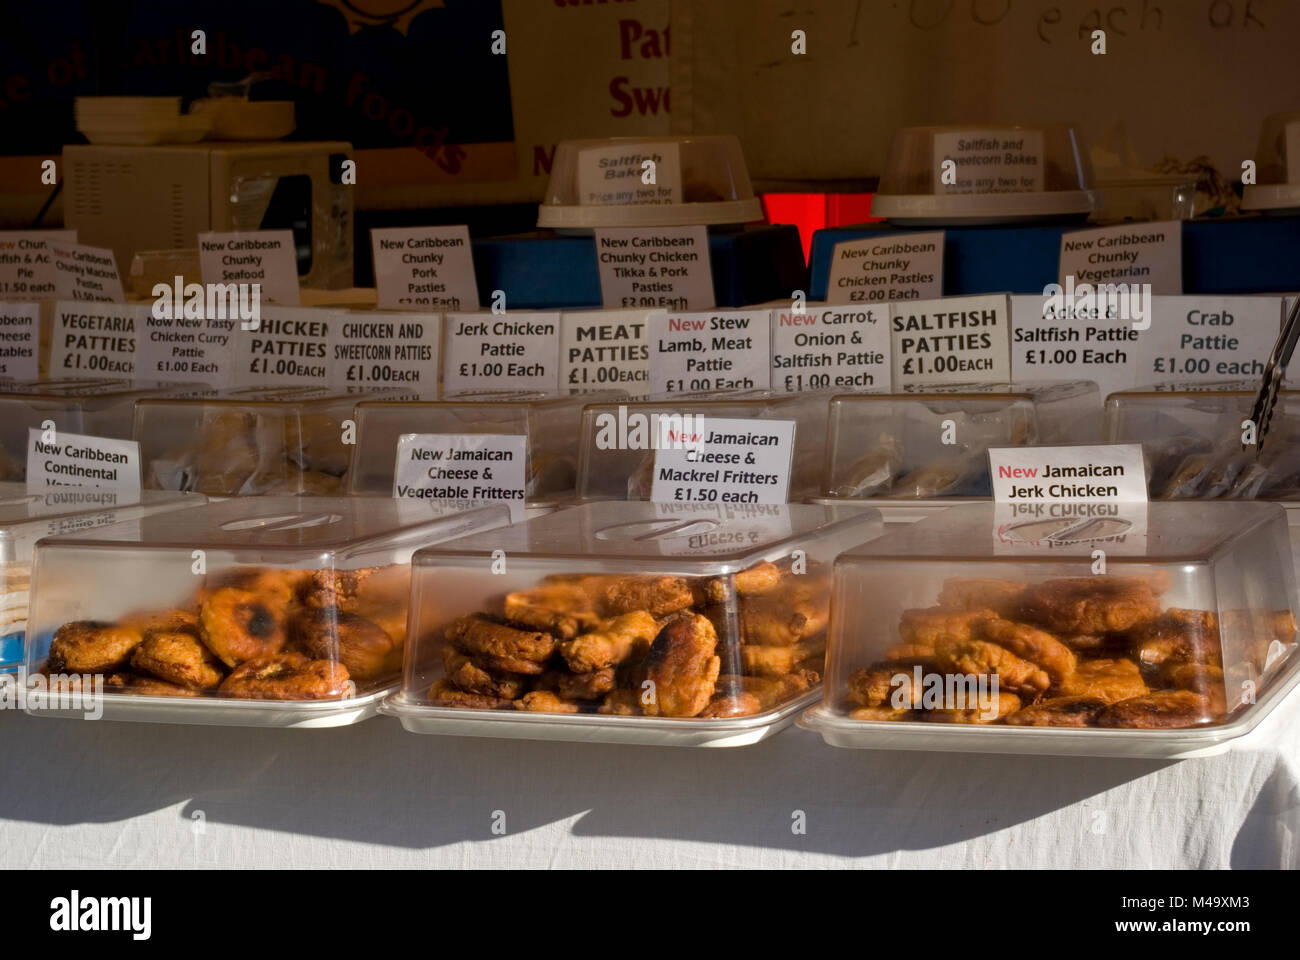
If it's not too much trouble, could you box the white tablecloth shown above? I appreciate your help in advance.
[2,694,1297,869]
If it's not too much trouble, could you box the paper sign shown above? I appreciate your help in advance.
[370,225,479,312]
[0,303,40,379]
[1137,295,1279,385]
[235,305,333,387]
[649,309,770,394]
[332,311,440,394]
[136,309,234,385]
[933,129,1044,193]
[772,304,891,392]
[825,233,944,305]
[49,241,124,303]
[49,301,139,378]
[26,428,141,492]
[1059,220,1183,295]
[559,308,652,394]
[442,312,561,395]
[198,230,300,306]
[577,141,681,206]
[1010,294,1140,399]
[891,294,1011,387]
[650,417,796,505]
[989,444,1148,503]
[594,225,714,312]
[0,230,75,301]
[393,433,527,521]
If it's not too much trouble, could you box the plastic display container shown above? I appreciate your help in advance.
[1242,112,1300,213]
[0,485,204,673]
[576,391,836,502]
[384,500,883,746]
[24,496,511,726]
[1104,382,1300,499]
[872,124,1096,225]
[536,135,764,229]
[134,386,399,497]
[0,379,187,484]
[801,501,1300,758]
[821,381,1100,500]
[348,391,617,510]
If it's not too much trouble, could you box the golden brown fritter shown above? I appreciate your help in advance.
[640,612,720,718]
[502,597,582,639]
[199,567,302,607]
[1132,609,1222,668]
[702,562,782,605]
[701,669,818,718]
[740,580,830,645]
[219,652,352,700]
[515,690,582,714]
[1096,690,1216,728]
[599,575,694,618]
[292,606,400,681]
[936,577,1025,615]
[104,672,201,697]
[739,636,826,677]
[300,567,376,611]
[972,618,1076,683]
[506,579,602,628]
[119,608,199,638]
[848,666,920,708]
[559,610,658,673]
[199,587,288,668]
[1054,657,1148,702]
[598,688,643,716]
[445,614,557,665]
[539,667,616,701]
[932,636,1051,697]
[47,621,143,674]
[1005,695,1108,727]
[442,648,529,700]
[1014,576,1161,635]
[130,631,225,690]
[923,691,1021,724]
[428,678,514,710]
[898,607,998,647]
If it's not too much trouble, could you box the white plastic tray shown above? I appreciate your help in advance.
[799,654,1300,760]
[382,689,820,748]
[24,685,392,728]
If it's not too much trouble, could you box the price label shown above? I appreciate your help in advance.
[825,233,943,305]
[650,417,796,505]
[594,225,714,312]
[1059,220,1182,295]
[1137,295,1280,385]
[26,427,141,492]
[49,301,140,378]
[371,225,479,312]
[559,308,652,394]
[136,309,234,385]
[771,304,891,392]
[393,433,526,521]
[332,311,440,394]
[0,230,74,301]
[1010,294,1139,399]
[0,302,41,379]
[649,309,770,395]
[933,129,1044,194]
[891,294,1011,388]
[235,305,334,387]
[49,241,124,303]
[989,443,1148,503]
[198,230,300,306]
[442,312,560,395]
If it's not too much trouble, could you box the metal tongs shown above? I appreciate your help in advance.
[1247,295,1300,453]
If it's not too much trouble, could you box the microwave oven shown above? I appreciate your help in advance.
[63,140,354,290]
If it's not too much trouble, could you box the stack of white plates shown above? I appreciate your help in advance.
[75,96,211,146]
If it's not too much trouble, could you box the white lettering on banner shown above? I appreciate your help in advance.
[49,301,141,378]
[650,417,796,505]
[26,428,141,492]
[826,232,944,305]
[649,309,770,394]
[371,225,479,312]
[594,225,714,312]
[771,305,891,392]
[891,294,1011,387]
[1059,220,1182,295]
[0,302,41,379]
[49,241,124,303]
[442,312,560,395]
[394,433,526,521]
[198,230,299,306]
[559,309,652,393]
[0,230,75,301]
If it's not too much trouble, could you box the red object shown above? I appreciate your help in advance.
[761,193,880,264]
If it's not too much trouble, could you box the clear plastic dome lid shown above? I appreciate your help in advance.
[873,124,1096,224]
[537,135,764,229]
[1242,112,1300,211]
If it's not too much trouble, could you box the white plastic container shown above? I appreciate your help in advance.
[1242,112,1300,213]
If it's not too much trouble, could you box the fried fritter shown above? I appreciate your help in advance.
[640,612,720,718]
[300,567,376,611]
[740,580,830,645]
[598,688,643,715]
[848,666,920,708]
[599,575,694,618]
[515,690,582,714]
[972,618,1076,683]
[539,667,616,701]
[1096,690,1216,728]
[740,636,826,677]
[47,621,143,674]
[898,607,998,647]
[119,608,199,638]
[923,690,1021,724]
[130,631,225,690]
[559,610,658,673]
[936,577,1025,615]
[292,606,400,681]
[701,562,782,606]
[199,587,288,667]
[503,596,583,639]
[428,678,514,709]
[848,704,916,722]
[446,614,557,665]
[1015,576,1161,635]
[1132,609,1222,668]
[932,636,1050,697]
[1005,695,1108,727]
[442,648,529,700]
[1053,657,1148,702]
[506,579,602,628]
[218,652,352,700]
[104,671,201,697]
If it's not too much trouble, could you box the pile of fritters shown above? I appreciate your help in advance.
[43,564,408,700]
[428,561,828,717]
[848,574,1297,729]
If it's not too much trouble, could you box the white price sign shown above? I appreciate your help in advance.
[594,225,714,312]
[393,433,527,521]
[198,230,300,306]
[989,444,1148,503]
[371,225,479,312]
[0,302,41,379]
[891,294,1011,387]
[442,312,560,395]
[771,304,890,392]
[650,417,796,505]
[825,233,943,305]
[49,241,124,303]
[26,428,141,492]
[1059,221,1182,296]
[559,308,652,394]
[649,309,770,394]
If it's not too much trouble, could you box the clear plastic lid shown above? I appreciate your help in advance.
[26,496,511,702]
[575,390,835,502]
[873,124,1096,224]
[819,501,1297,732]
[397,500,881,721]
[823,381,1101,499]
[1104,381,1300,499]
[134,386,400,497]
[1241,112,1300,211]
[536,136,764,229]
[348,391,620,500]
[0,379,185,484]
